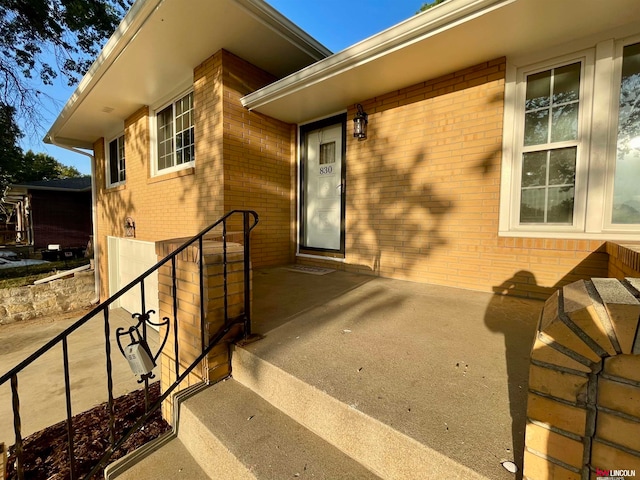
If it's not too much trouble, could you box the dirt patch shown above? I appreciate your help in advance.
[5,382,170,479]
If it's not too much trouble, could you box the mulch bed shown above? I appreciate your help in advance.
[5,382,171,479]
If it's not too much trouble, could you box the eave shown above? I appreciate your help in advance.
[45,0,331,149]
[242,0,640,124]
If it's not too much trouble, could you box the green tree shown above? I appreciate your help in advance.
[0,0,132,127]
[17,150,82,182]
[417,0,449,13]
[0,104,24,194]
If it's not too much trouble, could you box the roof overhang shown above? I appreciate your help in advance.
[45,0,331,149]
[242,0,640,124]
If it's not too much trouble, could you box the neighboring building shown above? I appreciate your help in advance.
[44,0,640,304]
[1,177,92,251]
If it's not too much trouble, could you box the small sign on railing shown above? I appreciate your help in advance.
[116,310,169,382]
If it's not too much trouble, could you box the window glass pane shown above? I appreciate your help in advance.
[524,110,549,146]
[548,147,576,185]
[552,63,580,104]
[612,42,640,224]
[520,189,545,223]
[525,70,551,110]
[522,151,547,187]
[520,148,576,225]
[109,139,118,185]
[118,136,126,182]
[320,142,336,165]
[547,186,574,223]
[551,102,578,142]
[157,105,174,170]
[156,93,194,172]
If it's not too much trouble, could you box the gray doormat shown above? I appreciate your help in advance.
[284,265,335,275]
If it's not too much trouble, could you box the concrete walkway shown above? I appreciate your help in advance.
[248,267,545,478]
[0,307,159,447]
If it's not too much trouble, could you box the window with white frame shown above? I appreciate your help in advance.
[610,42,640,224]
[520,62,581,225]
[501,38,640,238]
[155,91,194,172]
[107,134,126,186]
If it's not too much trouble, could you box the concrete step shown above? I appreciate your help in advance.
[109,378,381,479]
[232,345,490,480]
[107,435,210,480]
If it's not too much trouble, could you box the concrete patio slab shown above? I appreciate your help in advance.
[245,266,545,479]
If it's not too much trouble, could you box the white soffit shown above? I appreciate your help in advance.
[45,0,330,148]
[242,0,640,124]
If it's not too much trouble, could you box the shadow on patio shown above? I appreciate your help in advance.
[246,266,545,479]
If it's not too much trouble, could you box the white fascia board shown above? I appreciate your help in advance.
[44,0,163,147]
[234,0,332,60]
[242,0,515,111]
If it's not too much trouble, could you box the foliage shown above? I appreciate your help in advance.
[417,0,449,13]
[0,0,132,129]
[16,150,82,181]
[0,103,24,192]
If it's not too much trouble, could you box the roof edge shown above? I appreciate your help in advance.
[45,0,332,149]
[234,0,332,60]
[241,0,515,111]
[44,0,163,147]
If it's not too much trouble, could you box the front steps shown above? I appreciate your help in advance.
[108,345,490,480]
[108,273,543,479]
[108,376,381,479]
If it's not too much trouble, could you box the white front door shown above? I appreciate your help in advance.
[301,118,345,251]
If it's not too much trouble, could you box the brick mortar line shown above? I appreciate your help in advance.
[558,289,608,358]
[527,418,585,442]
[596,405,640,424]
[530,358,590,378]
[525,446,582,474]
[537,332,595,370]
[600,372,640,388]
[592,437,640,459]
[585,280,622,354]
[528,388,585,408]
[583,370,600,480]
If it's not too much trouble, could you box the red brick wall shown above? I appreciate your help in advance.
[30,190,92,249]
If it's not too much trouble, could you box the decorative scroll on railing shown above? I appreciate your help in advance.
[0,210,258,480]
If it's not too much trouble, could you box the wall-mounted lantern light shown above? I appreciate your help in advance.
[353,104,368,140]
[125,217,136,238]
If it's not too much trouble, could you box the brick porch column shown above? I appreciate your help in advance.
[524,278,640,479]
[155,237,249,420]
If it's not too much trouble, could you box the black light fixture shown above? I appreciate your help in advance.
[353,104,368,140]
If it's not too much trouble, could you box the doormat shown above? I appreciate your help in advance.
[284,265,335,275]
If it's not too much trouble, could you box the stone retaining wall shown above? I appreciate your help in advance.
[0,271,95,324]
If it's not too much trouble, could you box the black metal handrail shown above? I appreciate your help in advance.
[0,209,259,480]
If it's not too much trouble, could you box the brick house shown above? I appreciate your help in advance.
[45,0,640,306]
[41,0,640,476]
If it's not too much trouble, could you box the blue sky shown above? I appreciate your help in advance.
[19,0,425,175]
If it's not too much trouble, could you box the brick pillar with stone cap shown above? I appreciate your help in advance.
[523,278,640,479]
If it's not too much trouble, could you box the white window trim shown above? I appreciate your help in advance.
[105,133,126,188]
[601,35,640,233]
[500,35,640,241]
[149,85,195,177]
